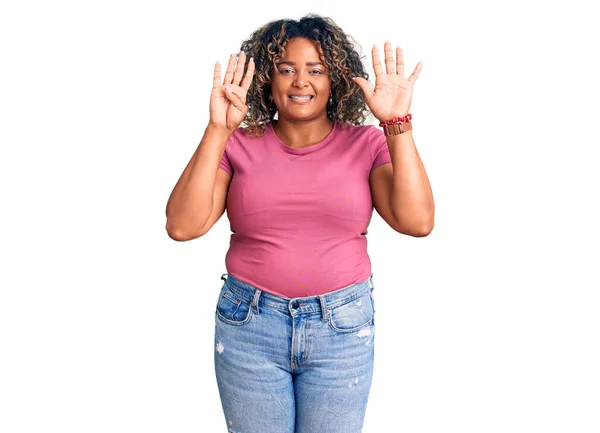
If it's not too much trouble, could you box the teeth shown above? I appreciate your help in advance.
[290,95,313,100]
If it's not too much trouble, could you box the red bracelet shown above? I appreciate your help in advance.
[378,113,412,127]
[379,113,413,136]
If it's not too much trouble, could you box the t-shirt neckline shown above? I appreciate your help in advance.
[267,121,338,155]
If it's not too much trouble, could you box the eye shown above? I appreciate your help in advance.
[278,69,324,75]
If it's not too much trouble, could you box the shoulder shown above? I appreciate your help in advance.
[336,122,385,155]
[235,123,270,140]
[224,125,264,150]
[335,122,376,144]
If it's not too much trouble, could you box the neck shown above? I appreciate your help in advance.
[272,117,334,149]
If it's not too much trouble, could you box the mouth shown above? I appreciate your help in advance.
[289,95,314,100]
[288,95,314,104]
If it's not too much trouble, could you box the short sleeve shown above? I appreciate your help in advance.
[218,133,236,176]
[369,125,391,173]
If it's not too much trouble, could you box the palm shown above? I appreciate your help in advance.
[369,74,413,120]
[210,86,246,131]
[353,41,422,122]
[209,51,255,132]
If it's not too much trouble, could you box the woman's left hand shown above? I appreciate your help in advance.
[353,41,422,123]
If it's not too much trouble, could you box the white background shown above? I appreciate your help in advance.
[1,0,599,432]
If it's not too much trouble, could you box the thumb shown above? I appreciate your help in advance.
[223,85,246,112]
[352,77,373,100]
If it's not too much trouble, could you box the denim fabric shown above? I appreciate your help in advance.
[213,272,376,433]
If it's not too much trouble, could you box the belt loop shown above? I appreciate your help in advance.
[220,273,228,281]
[370,272,375,291]
[251,289,262,315]
[318,295,328,322]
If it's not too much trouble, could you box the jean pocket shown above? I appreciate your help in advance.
[215,287,254,326]
[327,288,374,333]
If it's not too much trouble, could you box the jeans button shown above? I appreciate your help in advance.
[291,301,299,309]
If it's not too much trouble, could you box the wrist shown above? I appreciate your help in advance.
[206,122,234,140]
[379,113,413,137]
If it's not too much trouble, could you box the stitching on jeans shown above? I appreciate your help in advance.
[225,280,371,312]
[222,291,239,304]
[326,285,371,309]
[328,316,374,333]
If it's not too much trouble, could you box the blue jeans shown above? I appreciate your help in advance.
[213,272,376,433]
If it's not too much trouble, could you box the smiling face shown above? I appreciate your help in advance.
[270,37,331,122]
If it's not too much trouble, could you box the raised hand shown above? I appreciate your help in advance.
[353,41,422,123]
[209,51,255,133]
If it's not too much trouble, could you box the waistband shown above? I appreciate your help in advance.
[219,272,375,322]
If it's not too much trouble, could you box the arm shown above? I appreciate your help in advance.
[387,128,434,236]
[165,123,232,241]
[353,41,431,235]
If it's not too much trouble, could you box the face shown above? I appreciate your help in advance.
[270,37,331,122]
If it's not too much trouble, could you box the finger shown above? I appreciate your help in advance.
[352,77,373,101]
[396,47,404,77]
[384,41,394,74]
[223,53,237,85]
[232,51,246,86]
[371,45,384,77]
[407,61,423,85]
[223,85,246,112]
[224,83,248,103]
[213,61,221,89]
[240,57,255,92]
[235,85,248,104]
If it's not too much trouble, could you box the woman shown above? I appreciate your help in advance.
[166,13,434,433]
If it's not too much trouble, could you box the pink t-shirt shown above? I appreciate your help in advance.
[219,121,391,298]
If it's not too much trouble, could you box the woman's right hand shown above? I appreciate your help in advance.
[209,51,255,134]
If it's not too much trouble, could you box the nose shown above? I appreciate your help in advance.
[292,70,309,88]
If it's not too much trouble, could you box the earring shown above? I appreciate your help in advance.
[329,92,333,106]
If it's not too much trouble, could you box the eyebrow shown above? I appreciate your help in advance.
[278,61,325,66]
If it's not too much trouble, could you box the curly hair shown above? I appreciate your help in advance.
[237,14,372,137]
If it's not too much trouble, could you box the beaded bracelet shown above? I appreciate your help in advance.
[379,113,413,137]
